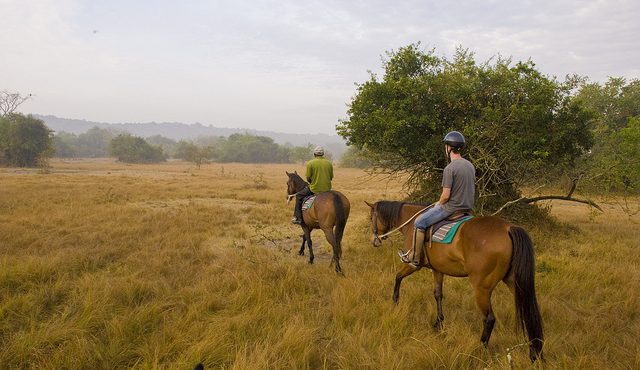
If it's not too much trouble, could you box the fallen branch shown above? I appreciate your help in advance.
[521,195,603,212]
[491,196,527,216]
[492,194,603,215]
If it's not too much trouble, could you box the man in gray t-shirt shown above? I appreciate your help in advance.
[399,131,476,268]
[441,156,475,213]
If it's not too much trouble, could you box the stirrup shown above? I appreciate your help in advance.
[398,250,421,267]
[398,250,411,263]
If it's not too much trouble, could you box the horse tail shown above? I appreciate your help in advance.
[508,225,544,361]
[332,192,347,256]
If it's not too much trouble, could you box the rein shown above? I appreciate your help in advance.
[375,203,434,240]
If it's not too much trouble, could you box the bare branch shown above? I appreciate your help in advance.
[491,196,527,216]
[0,90,31,117]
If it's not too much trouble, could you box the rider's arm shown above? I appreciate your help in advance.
[305,162,313,183]
[437,187,451,205]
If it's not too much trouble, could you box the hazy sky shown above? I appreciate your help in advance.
[2,0,638,135]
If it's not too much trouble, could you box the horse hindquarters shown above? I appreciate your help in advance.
[314,192,348,275]
[508,226,544,362]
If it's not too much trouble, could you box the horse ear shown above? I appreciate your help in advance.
[294,170,298,174]
[364,201,374,209]
[285,171,290,175]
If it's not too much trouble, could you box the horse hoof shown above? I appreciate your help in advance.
[298,251,304,256]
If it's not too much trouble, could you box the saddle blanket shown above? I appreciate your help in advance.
[432,216,473,244]
[302,195,316,211]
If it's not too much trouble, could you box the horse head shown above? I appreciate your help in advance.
[366,201,385,247]
[285,171,307,200]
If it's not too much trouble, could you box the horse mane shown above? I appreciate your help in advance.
[376,200,430,229]
[289,172,308,188]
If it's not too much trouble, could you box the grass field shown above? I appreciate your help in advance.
[1,159,639,369]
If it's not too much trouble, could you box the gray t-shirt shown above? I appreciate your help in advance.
[441,158,475,213]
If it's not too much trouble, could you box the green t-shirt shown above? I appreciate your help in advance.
[305,157,333,193]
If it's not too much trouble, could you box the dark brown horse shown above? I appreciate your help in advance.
[367,200,544,362]
[286,171,350,275]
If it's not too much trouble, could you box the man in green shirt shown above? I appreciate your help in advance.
[291,146,334,224]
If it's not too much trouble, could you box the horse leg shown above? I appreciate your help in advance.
[432,270,445,330]
[393,263,419,303]
[303,227,314,264]
[473,284,496,346]
[322,228,343,275]
[298,234,306,256]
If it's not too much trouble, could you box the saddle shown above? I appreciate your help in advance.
[430,210,473,244]
[301,195,317,211]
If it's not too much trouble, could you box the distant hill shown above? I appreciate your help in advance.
[35,115,347,158]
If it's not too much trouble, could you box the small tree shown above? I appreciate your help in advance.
[146,135,178,156]
[174,140,214,168]
[0,113,53,167]
[53,132,78,157]
[77,127,115,157]
[288,144,313,164]
[109,134,166,163]
[217,134,290,163]
[339,146,374,168]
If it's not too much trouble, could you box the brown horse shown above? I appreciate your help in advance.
[367,200,544,362]
[286,171,350,275]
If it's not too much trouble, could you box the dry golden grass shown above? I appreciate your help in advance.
[1,159,638,369]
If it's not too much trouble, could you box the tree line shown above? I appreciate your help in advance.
[53,130,317,165]
[1,90,323,167]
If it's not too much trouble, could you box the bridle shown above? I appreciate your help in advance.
[371,208,383,245]
[286,175,307,204]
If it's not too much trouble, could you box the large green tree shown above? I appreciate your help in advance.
[337,44,594,213]
[0,113,53,167]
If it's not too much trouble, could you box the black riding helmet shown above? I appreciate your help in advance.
[443,131,465,148]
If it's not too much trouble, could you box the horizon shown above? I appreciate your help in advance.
[35,114,344,138]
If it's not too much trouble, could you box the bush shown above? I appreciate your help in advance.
[109,134,166,163]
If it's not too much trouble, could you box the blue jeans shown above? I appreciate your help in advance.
[414,204,453,231]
